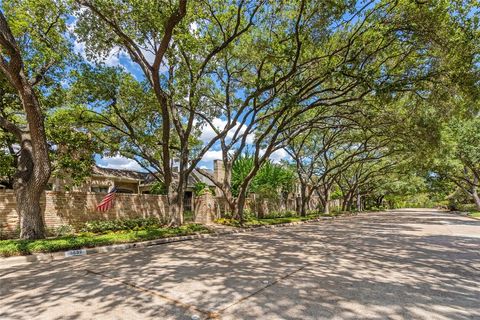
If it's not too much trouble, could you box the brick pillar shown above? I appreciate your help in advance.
[194,191,217,224]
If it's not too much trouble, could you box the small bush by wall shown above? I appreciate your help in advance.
[0,191,169,239]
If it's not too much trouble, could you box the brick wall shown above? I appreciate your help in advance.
[0,190,169,239]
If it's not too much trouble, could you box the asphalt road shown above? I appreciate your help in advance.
[1,209,479,320]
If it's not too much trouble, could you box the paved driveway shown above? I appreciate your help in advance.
[1,209,479,320]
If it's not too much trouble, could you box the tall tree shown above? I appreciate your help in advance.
[74,0,275,224]
[0,0,70,239]
[433,118,480,209]
[73,0,319,223]
[72,0,479,222]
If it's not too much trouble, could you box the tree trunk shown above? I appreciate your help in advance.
[341,195,348,211]
[346,190,355,211]
[0,12,52,239]
[168,165,188,225]
[13,135,50,239]
[167,187,184,225]
[342,188,354,211]
[299,183,309,217]
[235,190,248,222]
[376,195,384,208]
[471,186,480,211]
[222,160,236,214]
[356,188,361,211]
[15,183,45,239]
[323,188,331,215]
[234,161,263,222]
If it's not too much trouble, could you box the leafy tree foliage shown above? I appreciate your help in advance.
[0,0,479,238]
[232,155,295,200]
[0,0,73,239]
[431,118,480,209]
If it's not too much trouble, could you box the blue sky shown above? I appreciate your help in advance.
[74,47,289,171]
[66,1,381,172]
[68,14,291,172]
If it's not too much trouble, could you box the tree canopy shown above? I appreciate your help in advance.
[0,0,479,237]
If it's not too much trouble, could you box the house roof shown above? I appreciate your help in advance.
[92,165,216,187]
[92,166,150,181]
[191,169,216,187]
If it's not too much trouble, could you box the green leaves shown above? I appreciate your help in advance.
[46,107,99,185]
[232,155,295,198]
[0,0,476,213]
[3,0,72,82]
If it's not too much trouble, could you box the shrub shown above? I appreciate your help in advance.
[82,217,162,233]
[214,218,241,226]
[264,211,297,219]
[150,181,167,195]
[193,182,211,196]
[184,210,194,222]
[47,225,75,237]
[0,224,211,257]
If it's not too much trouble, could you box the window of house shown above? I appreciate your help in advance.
[91,186,109,193]
[116,188,133,194]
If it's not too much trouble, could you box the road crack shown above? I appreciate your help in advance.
[85,269,219,320]
[215,265,308,315]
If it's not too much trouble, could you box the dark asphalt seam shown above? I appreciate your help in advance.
[85,268,219,320]
[214,265,308,316]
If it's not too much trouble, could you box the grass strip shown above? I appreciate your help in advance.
[469,211,480,219]
[0,224,209,257]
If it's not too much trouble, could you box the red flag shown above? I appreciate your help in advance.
[96,187,117,212]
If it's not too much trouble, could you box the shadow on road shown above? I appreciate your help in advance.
[1,209,479,319]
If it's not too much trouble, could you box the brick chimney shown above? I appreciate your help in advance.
[213,160,225,183]
[213,160,225,196]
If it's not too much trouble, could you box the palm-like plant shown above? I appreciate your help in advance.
[232,155,295,199]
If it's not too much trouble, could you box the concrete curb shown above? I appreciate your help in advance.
[0,213,359,267]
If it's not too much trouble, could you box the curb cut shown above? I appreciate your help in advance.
[0,212,360,267]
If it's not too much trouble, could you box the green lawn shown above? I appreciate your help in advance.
[0,224,209,257]
[469,211,480,219]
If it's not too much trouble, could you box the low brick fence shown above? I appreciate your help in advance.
[0,191,168,239]
[0,190,345,239]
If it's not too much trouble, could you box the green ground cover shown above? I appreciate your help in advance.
[468,211,480,219]
[215,212,345,227]
[0,224,209,257]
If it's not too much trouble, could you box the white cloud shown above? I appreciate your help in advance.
[141,47,156,65]
[270,148,290,163]
[199,117,255,145]
[103,50,123,67]
[197,150,224,170]
[198,118,225,142]
[68,17,137,71]
[99,155,144,171]
[1,144,20,154]
[190,22,199,33]
[259,148,290,164]
[201,150,223,162]
[72,37,86,59]
[70,35,123,67]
